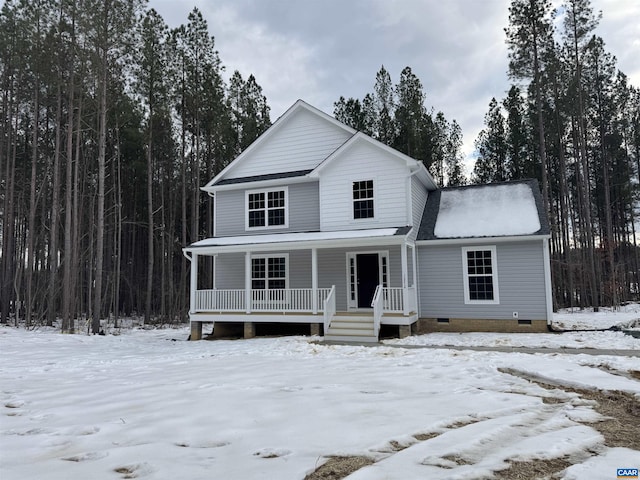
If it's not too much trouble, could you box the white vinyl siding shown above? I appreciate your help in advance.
[319,140,409,231]
[216,182,319,237]
[417,241,548,321]
[225,108,352,179]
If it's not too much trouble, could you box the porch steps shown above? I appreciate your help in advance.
[324,315,378,343]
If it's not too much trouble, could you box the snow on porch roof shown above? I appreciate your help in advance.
[418,180,549,241]
[184,226,412,253]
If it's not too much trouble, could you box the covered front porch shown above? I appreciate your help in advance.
[183,228,419,341]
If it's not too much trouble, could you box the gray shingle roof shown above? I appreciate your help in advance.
[214,169,314,186]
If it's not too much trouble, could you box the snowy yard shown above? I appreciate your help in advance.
[1,308,639,480]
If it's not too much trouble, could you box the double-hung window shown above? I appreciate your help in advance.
[353,180,374,219]
[462,246,499,304]
[251,255,288,290]
[246,187,288,229]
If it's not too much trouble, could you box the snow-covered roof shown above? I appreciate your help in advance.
[185,227,411,254]
[418,180,549,241]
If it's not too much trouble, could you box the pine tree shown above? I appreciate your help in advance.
[503,85,531,179]
[505,0,554,212]
[394,66,426,158]
[445,120,466,186]
[473,98,508,183]
[373,66,396,145]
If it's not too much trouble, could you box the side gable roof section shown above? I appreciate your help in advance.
[203,100,357,192]
[417,179,550,242]
[309,131,438,191]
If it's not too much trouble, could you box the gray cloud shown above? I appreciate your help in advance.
[153,0,639,166]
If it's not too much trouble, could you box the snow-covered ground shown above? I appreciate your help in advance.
[1,308,639,480]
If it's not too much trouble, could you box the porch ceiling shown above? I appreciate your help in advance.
[184,226,412,255]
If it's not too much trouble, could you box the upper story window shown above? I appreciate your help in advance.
[353,180,374,219]
[462,246,499,304]
[246,187,288,230]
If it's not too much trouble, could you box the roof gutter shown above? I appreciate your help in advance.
[415,234,551,246]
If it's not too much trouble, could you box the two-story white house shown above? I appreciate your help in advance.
[183,100,553,342]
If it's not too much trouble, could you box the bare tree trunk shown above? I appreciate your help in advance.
[71,92,83,326]
[1,25,16,325]
[114,126,122,328]
[93,54,108,334]
[1,106,17,325]
[145,115,153,324]
[47,80,63,327]
[62,1,77,333]
[25,76,40,327]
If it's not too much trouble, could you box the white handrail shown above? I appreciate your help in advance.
[371,285,383,337]
[323,285,336,333]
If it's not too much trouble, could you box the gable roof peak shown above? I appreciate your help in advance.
[203,99,356,191]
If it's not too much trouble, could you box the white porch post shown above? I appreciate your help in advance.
[401,243,409,315]
[311,248,318,314]
[190,253,198,314]
[245,251,252,314]
[411,245,417,288]
[212,254,217,289]
[542,238,553,325]
[411,244,418,315]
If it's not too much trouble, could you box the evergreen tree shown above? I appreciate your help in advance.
[505,0,554,211]
[445,120,466,186]
[394,66,426,158]
[373,65,396,144]
[333,96,366,132]
[473,98,508,183]
[503,85,531,179]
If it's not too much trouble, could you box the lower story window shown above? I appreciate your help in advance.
[462,246,499,304]
[251,256,287,290]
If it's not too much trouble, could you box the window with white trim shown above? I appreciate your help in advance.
[462,246,499,304]
[251,255,288,290]
[353,180,374,219]
[246,187,288,229]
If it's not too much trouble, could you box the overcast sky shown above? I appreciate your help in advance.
[152,0,639,168]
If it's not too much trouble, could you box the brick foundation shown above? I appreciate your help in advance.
[416,318,549,334]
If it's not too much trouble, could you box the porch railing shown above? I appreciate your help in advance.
[371,285,383,336]
[404,286,417,315]
[381,287,417,315]
[194,288,331,313]
[323,285,336,333]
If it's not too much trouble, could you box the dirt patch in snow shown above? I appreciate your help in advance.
[495,368,640,478]
[304,370,640,480]
[304,456,374,480]
[494,457,573,479]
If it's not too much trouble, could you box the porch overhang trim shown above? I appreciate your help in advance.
[183,227,411,255]
[415,234,551,246]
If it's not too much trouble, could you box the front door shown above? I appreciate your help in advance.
[356,253,379,308]
[346,251,389,310]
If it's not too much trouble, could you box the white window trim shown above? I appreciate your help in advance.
[250,253,289,290]
[462,246,499,305]
[245,186,289,231]
[352,179,375,221]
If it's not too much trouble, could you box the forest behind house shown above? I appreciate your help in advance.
[1,0,639,333]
